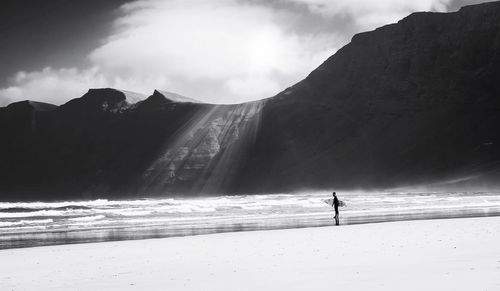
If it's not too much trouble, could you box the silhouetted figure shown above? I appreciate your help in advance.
[333,192,340,225]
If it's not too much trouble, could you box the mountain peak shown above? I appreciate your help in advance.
[81,88,126,102]
[138,90,172,109]
[5,100,58,112]
[154,89,203,103]
[61,88,143,113]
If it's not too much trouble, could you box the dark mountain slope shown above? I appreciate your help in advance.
[0,89,205,199]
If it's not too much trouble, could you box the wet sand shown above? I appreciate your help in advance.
[1,216,500,290]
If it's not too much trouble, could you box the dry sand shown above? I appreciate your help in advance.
[1,217,500,290]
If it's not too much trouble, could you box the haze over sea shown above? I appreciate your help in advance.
[1,191,500,249]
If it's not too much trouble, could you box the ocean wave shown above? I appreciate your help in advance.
[68,215,106,222]
[2,191,500,227]
[0,219,53,227]
[0,205,92,213]
[106,210,155,217]
[0,199,110,210]
[0,209,89,219]
[0,198,177,212]
[240,205,272,210]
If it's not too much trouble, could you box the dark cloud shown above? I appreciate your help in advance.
[0,0,129,87]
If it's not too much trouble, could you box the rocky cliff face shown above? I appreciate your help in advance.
[1,2,500,200]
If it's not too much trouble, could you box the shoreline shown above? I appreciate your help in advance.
[1,216,500,290]
[3,190,500,250]
[2,211,500,250]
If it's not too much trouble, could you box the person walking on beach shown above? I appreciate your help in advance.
[333,192,340,225]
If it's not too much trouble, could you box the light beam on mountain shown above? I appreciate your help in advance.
[139,101,264,194]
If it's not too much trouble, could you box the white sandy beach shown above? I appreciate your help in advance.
[1,217,500,291]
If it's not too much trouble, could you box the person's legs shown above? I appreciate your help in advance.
[334,209,339,225]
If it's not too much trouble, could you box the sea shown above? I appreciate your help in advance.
[1,191,500,249]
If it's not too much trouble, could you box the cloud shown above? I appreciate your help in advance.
[0,67,105,106]
[0,0,338,105]
[89,0,338,103]
[0,67,174,106]
[0,0,461,106]
[286,0,453,29]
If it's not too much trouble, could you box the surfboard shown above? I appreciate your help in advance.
[323,199,346,207]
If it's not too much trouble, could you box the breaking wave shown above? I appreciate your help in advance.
[1,191,500,249]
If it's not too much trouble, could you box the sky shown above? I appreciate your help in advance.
[0,0,494,106]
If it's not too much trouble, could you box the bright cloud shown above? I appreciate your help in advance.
[0,67,172,106]
[88,0,337,103]
[0,0,459,106]
[0,68,106,106]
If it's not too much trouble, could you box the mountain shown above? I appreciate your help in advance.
[1,1,500,200]
[236,2,500,192]
[0,89,203,199]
